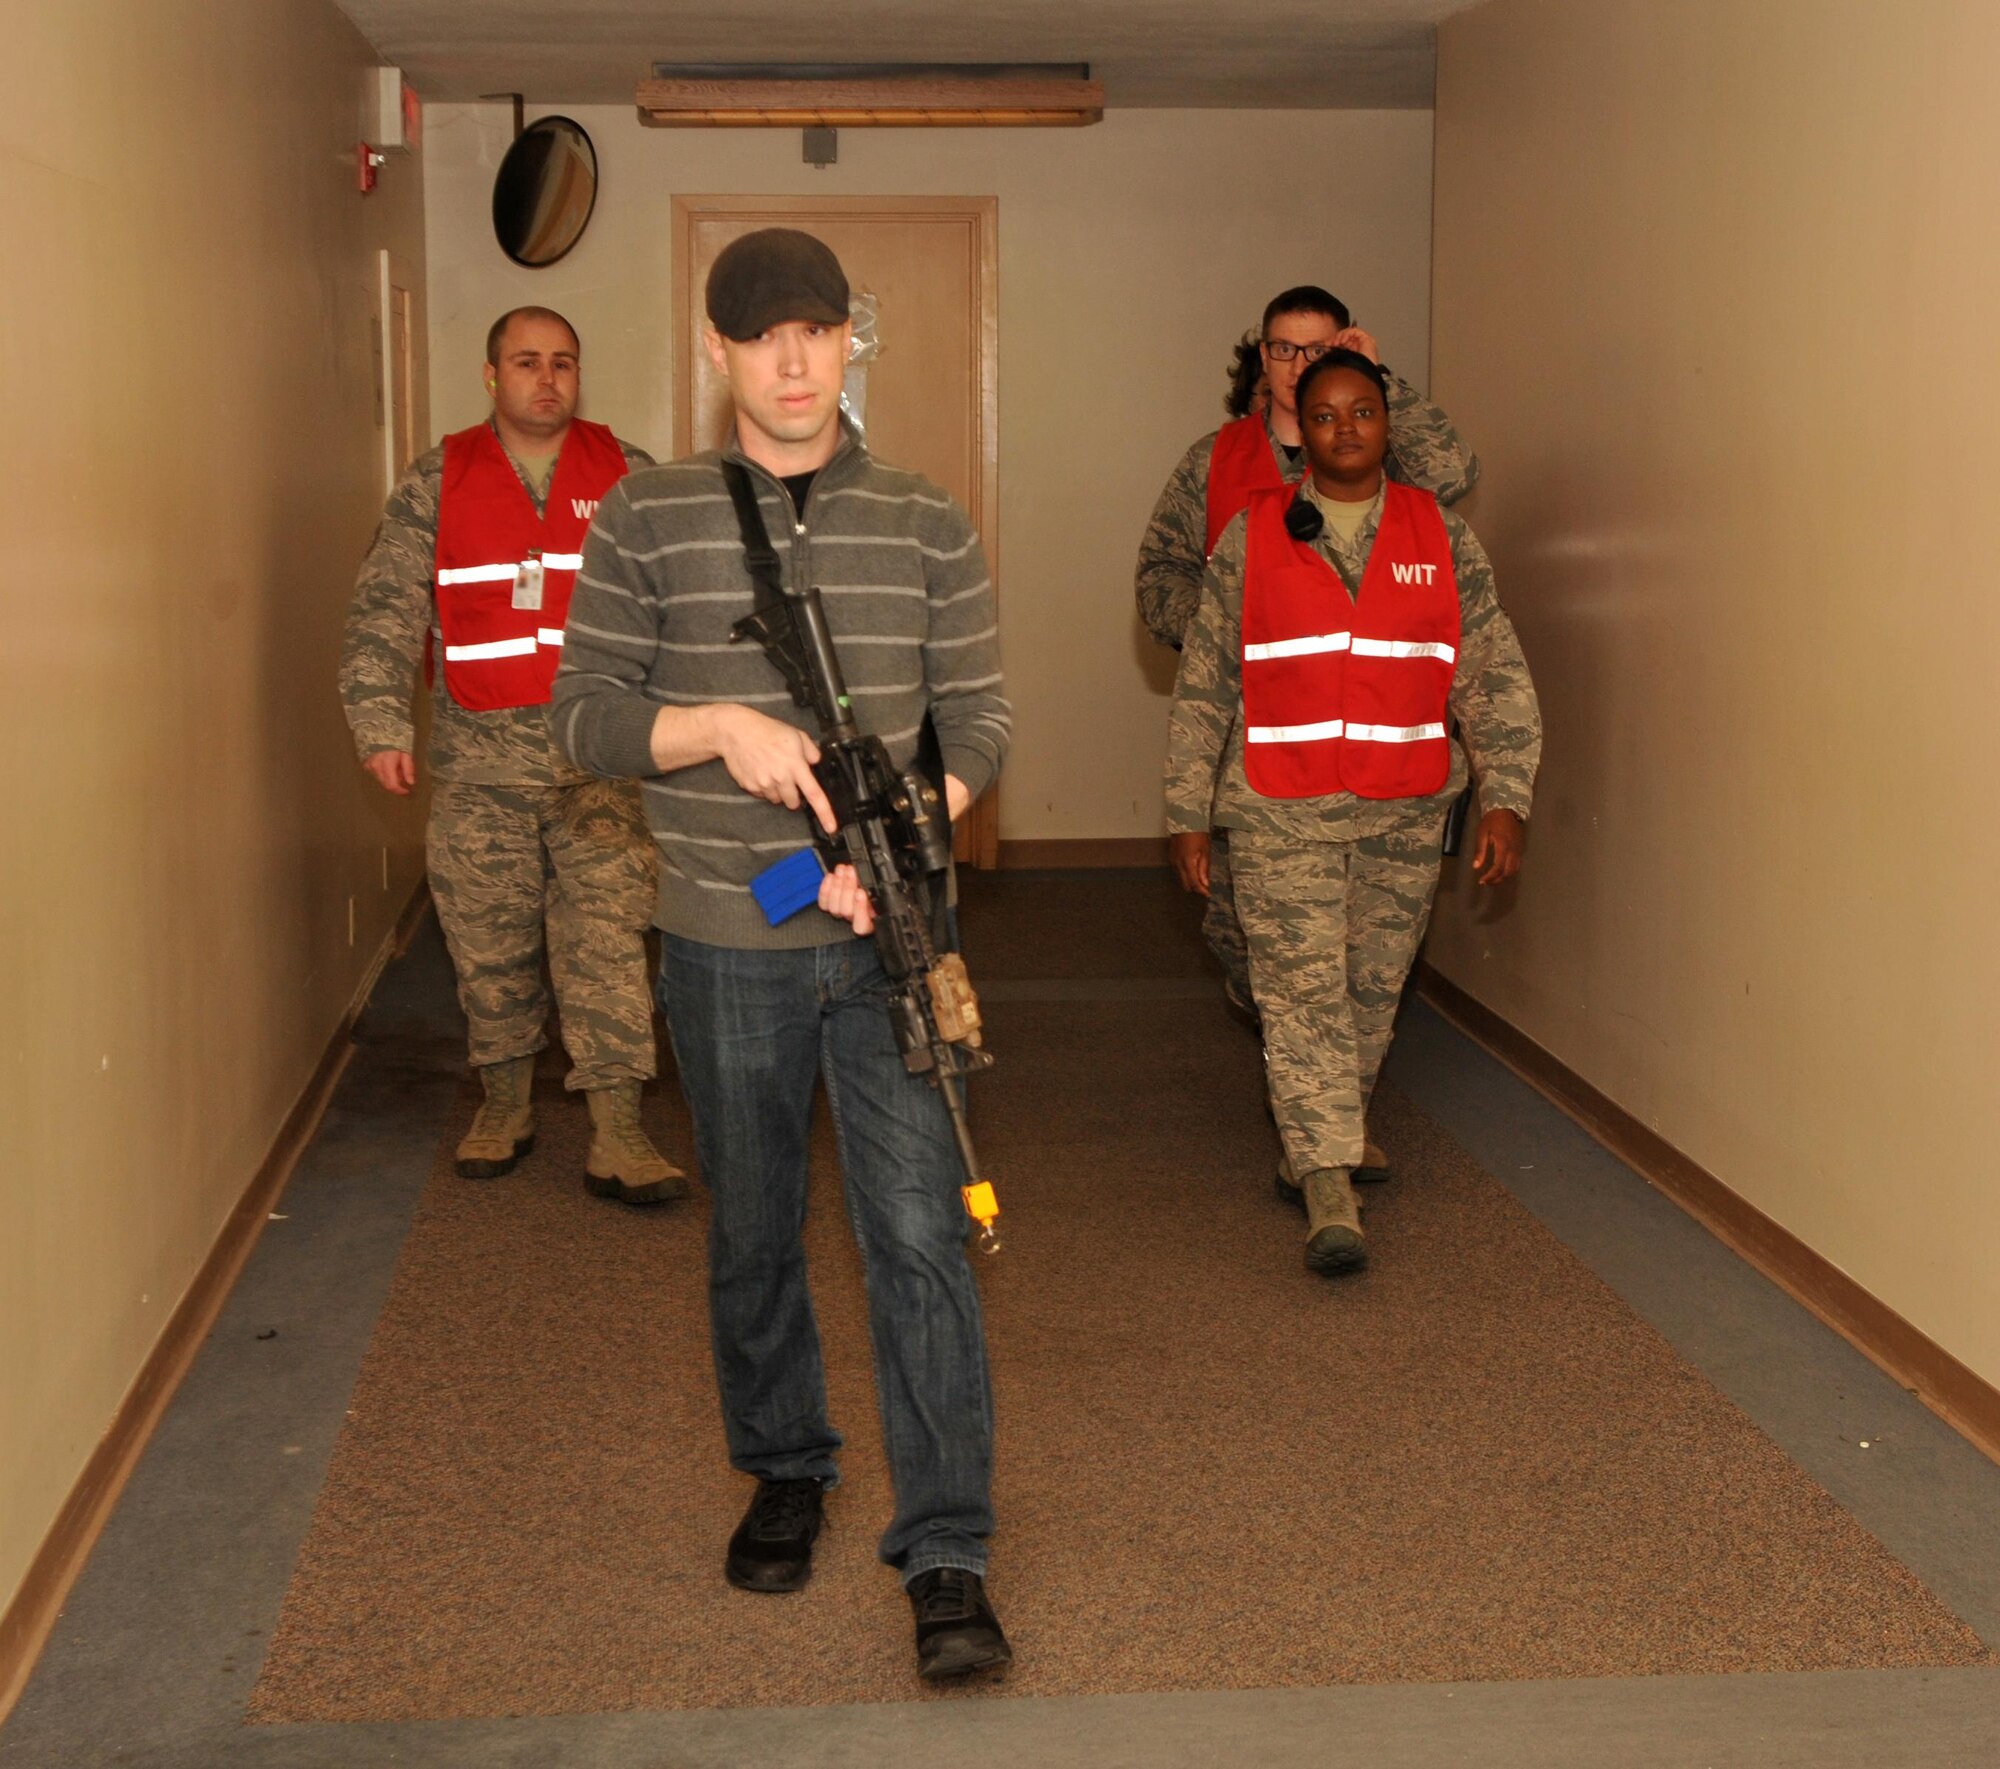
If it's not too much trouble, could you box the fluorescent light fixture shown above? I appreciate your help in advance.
[637,62,1103,127]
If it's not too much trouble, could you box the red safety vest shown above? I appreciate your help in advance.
[1204,414,1288,555]
[432,419,629,710]
[1239,480,1460,800]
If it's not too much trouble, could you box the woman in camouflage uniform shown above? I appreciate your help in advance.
[1165,350,1542,1277]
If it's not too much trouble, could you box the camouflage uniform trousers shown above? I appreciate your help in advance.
[1230,822,1441,1175]
[1201,828,1257,1020]
[426,778,659,1088]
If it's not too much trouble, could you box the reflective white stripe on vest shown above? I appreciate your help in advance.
[1244,631,1352,662]
[536,628,565,647]
[1246,718,1345,744]
[442,637,539,661]
[1346,721,1446,744]
[1350,637,1457,664]
[436,554,583,587]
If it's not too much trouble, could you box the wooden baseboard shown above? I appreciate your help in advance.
[995,837,1170,870]
[0,882,433,1723]
[1414,960,2000,1469]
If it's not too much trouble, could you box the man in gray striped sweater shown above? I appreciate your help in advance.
[551,230,1014,1681]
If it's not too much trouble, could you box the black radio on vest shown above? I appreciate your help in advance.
[1283,487,1325,543]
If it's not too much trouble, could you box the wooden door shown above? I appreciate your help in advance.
[672,196,1000,867]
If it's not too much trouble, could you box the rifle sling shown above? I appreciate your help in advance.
[719,459,786,615]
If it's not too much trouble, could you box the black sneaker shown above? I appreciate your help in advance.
[908,1567,1012,1679]
[725,1478,824,1593]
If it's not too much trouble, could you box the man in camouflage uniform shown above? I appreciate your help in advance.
[339,306,684,1205]
[1137,286,1480,1049]
[1166,349,1539,1276]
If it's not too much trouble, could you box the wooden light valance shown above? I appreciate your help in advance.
[636,71,1104,128]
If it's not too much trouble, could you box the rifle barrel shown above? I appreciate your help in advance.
[792,586,859,738]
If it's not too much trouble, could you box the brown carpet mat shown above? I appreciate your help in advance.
[249,974,1992,1722]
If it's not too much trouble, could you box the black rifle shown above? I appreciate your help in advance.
[1441,712,1473,856]
[720,462,1002,1253]
[1441,783,1472,856]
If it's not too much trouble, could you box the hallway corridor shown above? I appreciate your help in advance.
[4,872,1997,1767]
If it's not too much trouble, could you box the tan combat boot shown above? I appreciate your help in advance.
[1280,1141,1391,1203]
[584,1082,689,1207]
[1302,1167,1368,1275]
[455,1055,537,1179]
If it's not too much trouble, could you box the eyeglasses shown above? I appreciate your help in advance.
[1261,340,1334,363]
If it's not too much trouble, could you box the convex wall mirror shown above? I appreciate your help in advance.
[492,115,598,266]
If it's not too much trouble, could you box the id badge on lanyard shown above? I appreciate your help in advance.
[512,552,545,611]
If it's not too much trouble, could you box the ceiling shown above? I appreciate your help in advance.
[331,1,1482,110]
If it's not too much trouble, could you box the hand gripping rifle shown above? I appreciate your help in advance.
[720,462,1002,1254]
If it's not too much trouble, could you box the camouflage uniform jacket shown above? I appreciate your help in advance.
[337,425,654,785]
[1136,374,1479,649]
[1165,481,1540,845]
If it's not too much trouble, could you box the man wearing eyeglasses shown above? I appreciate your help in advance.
[1135,285,1479,1027]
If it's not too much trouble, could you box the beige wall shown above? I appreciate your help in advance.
[0,0,427,1616]
[1429,0,2000,1383]
[421,105,1437,842]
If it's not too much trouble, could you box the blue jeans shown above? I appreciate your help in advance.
[658,933,994,1581]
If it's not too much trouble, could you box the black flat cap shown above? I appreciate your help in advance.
[706,228,851,340]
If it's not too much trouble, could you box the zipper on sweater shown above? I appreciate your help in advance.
[731,452,815,595]
[790,502,810,597]
[726,419,857,594]
[791,470,819,595]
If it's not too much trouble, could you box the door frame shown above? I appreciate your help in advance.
[670,194,1001,867]
[375,249,421,496]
